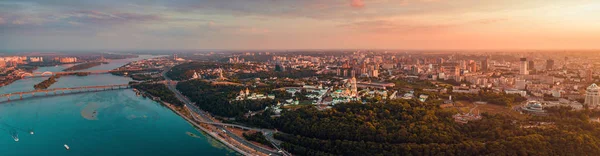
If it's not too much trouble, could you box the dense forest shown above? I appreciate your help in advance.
[33,75,60,90]
[235,100,600,155]
[176,80,278,117]
[63,62,102,71]
[132,83,183,106]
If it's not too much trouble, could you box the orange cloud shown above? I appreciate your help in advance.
[350,0,365,8]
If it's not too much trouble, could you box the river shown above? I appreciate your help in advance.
[0,55,236,155]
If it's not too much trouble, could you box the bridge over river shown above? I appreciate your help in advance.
[0,84,131,103]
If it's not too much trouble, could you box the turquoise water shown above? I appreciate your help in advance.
[0,56,235,156]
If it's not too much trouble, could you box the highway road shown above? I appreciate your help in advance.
[161,67,287,156]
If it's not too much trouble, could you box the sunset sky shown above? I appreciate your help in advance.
[1,0,600,51]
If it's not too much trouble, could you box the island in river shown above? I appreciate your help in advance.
[33,75,60,90]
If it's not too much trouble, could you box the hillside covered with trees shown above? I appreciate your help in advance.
[176,80,278,117]
[239,100,600,155]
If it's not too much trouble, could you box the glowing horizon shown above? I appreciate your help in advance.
[1,0,600,51]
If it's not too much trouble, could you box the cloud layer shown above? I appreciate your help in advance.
[1,0,600,50]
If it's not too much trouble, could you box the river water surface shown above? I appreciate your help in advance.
[0,55,235,155]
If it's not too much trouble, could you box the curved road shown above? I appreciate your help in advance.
[161,67,287,156]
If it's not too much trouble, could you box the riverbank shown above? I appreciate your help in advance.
[0,78,19,87]
[134,88,267,156]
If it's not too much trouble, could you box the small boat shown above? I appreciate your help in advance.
[12,134,19,142]
[64,144,70,150]
[30,131,34,135]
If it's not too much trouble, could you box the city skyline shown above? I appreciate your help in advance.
[2,0,600,51]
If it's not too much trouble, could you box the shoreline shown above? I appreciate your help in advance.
[136,89,254,156]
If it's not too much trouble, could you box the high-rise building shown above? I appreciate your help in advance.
[481,58,489,71]
[546,59,554,70]
[519,58,529,75]
[469,62,477,72]
[528,60,534,70]
[585,83,600,107]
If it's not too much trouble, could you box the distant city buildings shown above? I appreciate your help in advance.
[229,57,245,63]
[585,83,600,107]
[442,63,460,79]
[546,59,554,70]
[0,56,27,66]
[54,57,78,63]
[29,57,43,62]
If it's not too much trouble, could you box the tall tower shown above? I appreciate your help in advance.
[173,54,178,60]
[519,58,529,75]
[585,83,600,107]
[351,77,358,97]
[218,68,226,80]
[481,58,489,72]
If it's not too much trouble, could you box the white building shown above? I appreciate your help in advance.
[29,57,43,62]
[585,83,600,107]
[505,89,527,97]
